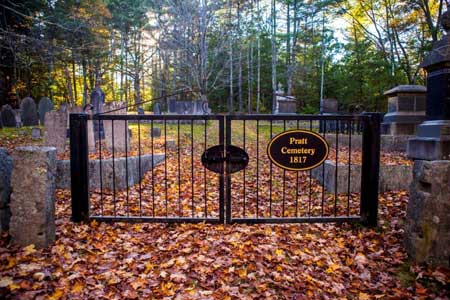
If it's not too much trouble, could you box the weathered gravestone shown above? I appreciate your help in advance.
[14,109,22,127]
[274,83,296,114]
[38,97,54,125]
[381,85,426,135]
[104,109,130,153]
[20,97,38,126]
[138,107,145,115]
[320,98,339,132]
[0,148,12,232]
[31,127,41,139]
[44,110,67,154]
[1,105,17,127]
[10,146,56,248]
[151,127,161,138]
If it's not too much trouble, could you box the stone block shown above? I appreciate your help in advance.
[0,148,12,231]
[404,160,450,267]
[55,154,165,190]
[311,160,413,193]
[10,146,56,248]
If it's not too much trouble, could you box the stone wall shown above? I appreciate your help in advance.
[404,160,450,267]
[311,160,413,193]
[323,134,413,152]
[55,154,165,189]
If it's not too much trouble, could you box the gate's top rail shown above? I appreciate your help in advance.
[87,113,370,121]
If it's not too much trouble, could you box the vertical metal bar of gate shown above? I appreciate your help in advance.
[360,113,382,226]
[225,116,232,224]
[70,113,89,223]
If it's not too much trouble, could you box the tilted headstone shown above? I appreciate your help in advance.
[44,110,68,154]
[104,109,130,153]
[38,97,54,125]
[1,105,17,127]
[20,97,38,126]
[381,85,426,135]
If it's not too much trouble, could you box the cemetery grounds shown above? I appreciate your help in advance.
[0,122,449,299]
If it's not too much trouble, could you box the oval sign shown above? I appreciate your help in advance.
[267,129,329,171]
[201,145,249,174]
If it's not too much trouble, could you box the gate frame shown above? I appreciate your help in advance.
[70,113,381,227]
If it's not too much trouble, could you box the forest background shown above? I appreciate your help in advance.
[0,0,445,113]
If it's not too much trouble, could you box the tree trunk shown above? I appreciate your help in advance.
[271,0,277,113]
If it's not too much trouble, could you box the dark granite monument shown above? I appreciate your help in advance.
[320,98,339,132]
[381,85,426,135]
[407,13,450,160]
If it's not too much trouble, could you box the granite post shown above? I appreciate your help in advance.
[9,147,56,248]
[405,9,450,267]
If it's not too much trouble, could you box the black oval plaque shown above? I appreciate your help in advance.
[202,145,249,174]
[267,129,329,171]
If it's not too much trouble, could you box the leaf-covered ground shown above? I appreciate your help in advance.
[1,190,449,300]
[0,123,447,299]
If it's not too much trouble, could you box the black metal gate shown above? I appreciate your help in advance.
[70,113,381,226]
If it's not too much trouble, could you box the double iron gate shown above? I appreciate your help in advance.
[70,113,381,226]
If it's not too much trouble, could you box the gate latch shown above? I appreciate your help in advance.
[201,145,249,174]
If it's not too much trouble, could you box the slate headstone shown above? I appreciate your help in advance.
[20,97,38,126]
[138,107,145,115]
[38,97,54,125]
[151,127,161,138]
[1,105,17,127]
[91,87,105,139]
[154,102,162,115]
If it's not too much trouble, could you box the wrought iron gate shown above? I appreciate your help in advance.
[70,113,381,226]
